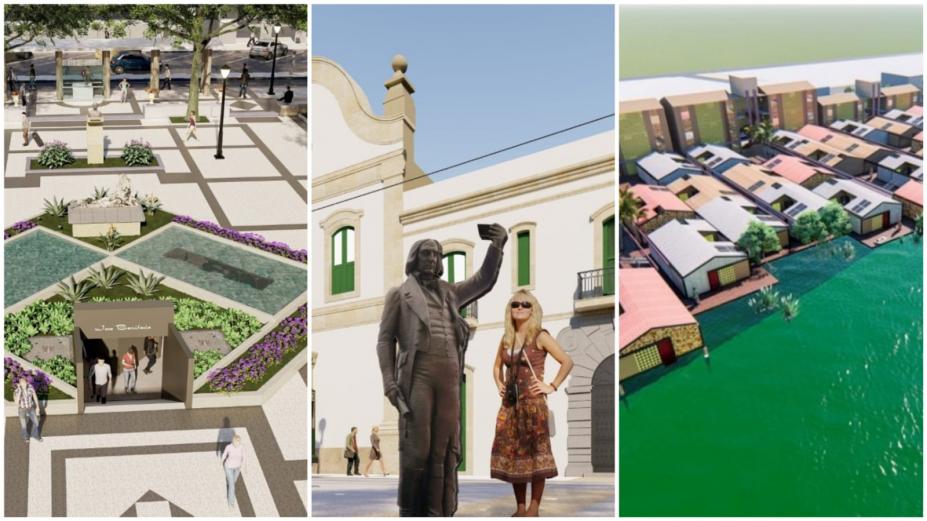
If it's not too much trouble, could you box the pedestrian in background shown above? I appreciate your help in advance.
[21,111,30,146]
[7,66,16,95]
[278,85,294,105]
[163,64,172,90]
[221,434,246,509]
[28,64,36,90]
[92,357,111,404]
[122,347,138,393]
[119,78,129,102]
[363,425,388,477]
[185,111,198,142]
[239,64,250,98]
[344,426,360,476]
[14,377,42,443]
[143,335,159,374]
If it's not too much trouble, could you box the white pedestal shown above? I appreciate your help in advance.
[72,82,94,102]
[86,119,104,164]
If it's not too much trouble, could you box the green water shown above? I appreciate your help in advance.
[4,230,105,307]
[620,237,923,516]
[117,227,307,315]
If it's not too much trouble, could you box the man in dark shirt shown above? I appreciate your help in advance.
[278,85,294,105]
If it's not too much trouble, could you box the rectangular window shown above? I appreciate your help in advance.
[332,227,355,295]
[517,231,530,286]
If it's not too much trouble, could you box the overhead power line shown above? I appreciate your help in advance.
[312,113,615,213]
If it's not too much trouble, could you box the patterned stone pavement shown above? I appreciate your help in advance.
[311,475,615,517]
[5,368,308,517]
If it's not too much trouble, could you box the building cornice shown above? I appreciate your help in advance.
[312,149,405,203]
[399,155,615,225]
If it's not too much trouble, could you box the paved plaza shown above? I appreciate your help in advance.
[5,368,308,517]
[4,81,308,249]
[311,475,615,517]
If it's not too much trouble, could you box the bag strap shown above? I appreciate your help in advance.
[525,333,548,402]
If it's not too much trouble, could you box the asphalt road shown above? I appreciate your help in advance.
[311,475,615,517]
[7,50,306,77]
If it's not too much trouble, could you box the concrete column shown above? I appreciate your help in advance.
[149,49,160,95]
[101,50,111,98]
[55,50,64,101]
[201,48,212,96]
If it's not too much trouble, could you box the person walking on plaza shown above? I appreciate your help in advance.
[221,434,246,509]
[490,289,574,517]
[143,335,159,374]
[362,426,388,478]
[185,111,198,142]
[163,64,172,90]
[122,347,138,394]
[278,85,294,105]
[7,66,16,95]
[238,64,250,98]
[247,31,257,47]
[21,111,30,146]
[344,427,360,476]
[92,357,112,404]
[14,377,42,443]
[28,64,36,90]
[119,77,130,102]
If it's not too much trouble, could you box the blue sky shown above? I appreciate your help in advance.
[313,4,614,181]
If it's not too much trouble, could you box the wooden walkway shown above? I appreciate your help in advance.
[858,222,913,248]
[689,268,779,315]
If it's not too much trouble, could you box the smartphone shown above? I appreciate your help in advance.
[477,223,493,240]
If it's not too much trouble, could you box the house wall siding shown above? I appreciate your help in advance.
[619,323,704,381]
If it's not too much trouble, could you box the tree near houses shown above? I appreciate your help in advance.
[744,118,776,147]
[129,5,307,117]
[791,211,828,245]
[619,186,647,242]
[737,220,781,264]
[817,202,852,239]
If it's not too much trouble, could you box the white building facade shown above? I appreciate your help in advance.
[311,56,615,478]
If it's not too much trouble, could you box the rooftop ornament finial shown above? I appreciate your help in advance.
[391,54,408,74]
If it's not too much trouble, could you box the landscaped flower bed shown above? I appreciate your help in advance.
[173,215,308,264]
[4,220,37,239]
[204,304,307,393]
[3,356,71,400]
[121,139,156,167]
[194,349,223,379]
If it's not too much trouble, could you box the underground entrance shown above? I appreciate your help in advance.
[72,300,194,413]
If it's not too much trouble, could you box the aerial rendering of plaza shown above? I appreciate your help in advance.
[4,5,308,516]
[618,4,922,517]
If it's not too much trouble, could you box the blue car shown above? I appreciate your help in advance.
[110,53,150,74]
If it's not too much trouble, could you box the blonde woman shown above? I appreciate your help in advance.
[490,289,573,517]
[221,434,245,509]
[362,426,389,477]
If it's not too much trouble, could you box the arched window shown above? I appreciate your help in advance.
[331,226,355,294]
[441,252,466,284]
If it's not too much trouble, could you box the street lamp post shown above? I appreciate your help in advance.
[214,65,231,160]
[267,24,281,95]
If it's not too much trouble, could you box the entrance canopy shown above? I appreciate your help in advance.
[74,300,173,340]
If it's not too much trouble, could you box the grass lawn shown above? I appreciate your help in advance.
[35,209,175,250]
[30,156,160,170]
[46,265,197,303]
[170,115,209,124]
[619,5,923,78]
[4,381,73,401]
[195,338,306,394]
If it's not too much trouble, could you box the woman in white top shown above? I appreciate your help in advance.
[221,434,246,508]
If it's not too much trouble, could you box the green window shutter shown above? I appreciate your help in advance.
[332,227,355,294]
[517,231,530,286]
[603,217,615,296]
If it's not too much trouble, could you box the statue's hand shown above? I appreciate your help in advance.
[484,223,508,248]
[387,388,412,417]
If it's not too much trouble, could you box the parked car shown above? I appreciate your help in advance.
[110,53,151,74]
[249,40,288,60]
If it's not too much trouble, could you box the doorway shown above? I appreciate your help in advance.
[591,355,614,472]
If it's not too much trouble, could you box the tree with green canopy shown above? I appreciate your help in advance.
[817,202,852,239]
[744,118,776,147]
[619,185,647,242]
[3,5,116,51]
[128,5,307,117]
[790,211,828,245]
[737,220,781,264]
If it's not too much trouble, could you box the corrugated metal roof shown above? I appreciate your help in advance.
[882,84,920,96]
[619,98,663,114]
[817,92,860,105]
[647,218,745,277]
[663,90,729,107]
[759,81,816,95]
[619,267,697,350]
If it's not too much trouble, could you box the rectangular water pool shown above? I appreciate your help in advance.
[117,227,306,314]
[4,230,106,308]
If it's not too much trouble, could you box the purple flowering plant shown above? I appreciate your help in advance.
[4,357,51,394]
[173,216,308,264]
[207,304,307,393]
[4,220,37,239]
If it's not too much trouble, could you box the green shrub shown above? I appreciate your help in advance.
[87,263,123,289]
[193,349,224,379]
[56,276,96,303]
[43,196,70,217]
[37,141,75,169]
[98,226,123,251]
[31,355,77,385]
[4,301,74,357]
[172,298,263,347]
[121,139,155,166]
[126,269,165,297]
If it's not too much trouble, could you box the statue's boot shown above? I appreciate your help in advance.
[399,466,426,517]
[426,463,447,517]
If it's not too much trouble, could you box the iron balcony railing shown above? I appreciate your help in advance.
[460,300,478,320]
[576,267,615,300]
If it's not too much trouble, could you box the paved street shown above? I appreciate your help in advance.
[5,369,308,517]
[311,475,615,517]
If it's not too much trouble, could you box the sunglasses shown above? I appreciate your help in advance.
[510,301,533,309]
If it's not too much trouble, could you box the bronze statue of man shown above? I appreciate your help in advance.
[377,224,507,516]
